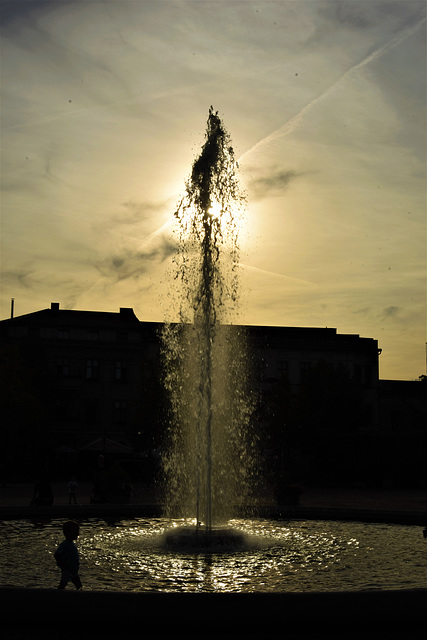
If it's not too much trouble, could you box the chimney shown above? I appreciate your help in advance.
[10,298,14,318]
[120,307,136,319]
[51,302,60,312]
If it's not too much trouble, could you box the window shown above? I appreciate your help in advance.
[56,393,79,421]
[115,360,128,381]
[9,326,28,337]
[300,362,311,382]
[113,400,127,424]
[87,330,98,341]
[354,364,373,387]
[86,359,99,379]
[57,358,69,377]
[85,398,99,424]
[277,360,288,378]
[55,398,67,421]
[58,329,69,340]
[354,364,362,385]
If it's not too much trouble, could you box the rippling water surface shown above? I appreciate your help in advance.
[1,517,425,592]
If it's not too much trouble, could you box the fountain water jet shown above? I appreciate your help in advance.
[161,108,256,547]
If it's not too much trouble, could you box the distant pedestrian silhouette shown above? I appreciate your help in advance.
[67,477,78,504]
[31,479,53,506]
[54,520,82,589]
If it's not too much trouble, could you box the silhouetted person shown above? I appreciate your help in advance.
[54,520,82,589]
[31,479,53,506]
[67,476,78,504]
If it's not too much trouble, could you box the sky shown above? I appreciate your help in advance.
[1,0,425,380]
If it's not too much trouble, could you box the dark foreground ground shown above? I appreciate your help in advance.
[1,483,426,638]
[2,586,426,639]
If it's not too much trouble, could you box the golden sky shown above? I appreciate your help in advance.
[1,0,426,380]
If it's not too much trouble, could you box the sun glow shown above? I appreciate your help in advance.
[208,201,223,220]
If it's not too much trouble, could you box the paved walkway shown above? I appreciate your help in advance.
[1,481,426,513]
[0,481,155,507]
[300,486,427,512]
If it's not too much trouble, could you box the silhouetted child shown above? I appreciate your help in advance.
[54,520,82,589]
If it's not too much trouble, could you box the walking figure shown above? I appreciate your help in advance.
[54,520,82,589]
[67,477,78,504]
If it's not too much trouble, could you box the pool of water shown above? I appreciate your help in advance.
[1,517,425,592]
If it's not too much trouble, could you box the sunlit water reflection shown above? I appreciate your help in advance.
[1,518,425,592]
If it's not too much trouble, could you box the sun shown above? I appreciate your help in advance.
[208,201,223,220]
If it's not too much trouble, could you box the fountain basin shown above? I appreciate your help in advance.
[163,525,247,551]
[1,516,426,593]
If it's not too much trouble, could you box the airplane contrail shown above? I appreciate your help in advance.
[240,263,316,287]
[238,16,426,164]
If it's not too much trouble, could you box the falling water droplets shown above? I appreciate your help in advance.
[160,108,257,526]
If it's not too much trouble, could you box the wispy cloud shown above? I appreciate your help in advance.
[247,168,303,201]
[93,238,176,283]
[380,305,401,320]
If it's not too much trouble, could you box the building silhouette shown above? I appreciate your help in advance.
[1,302,424,488]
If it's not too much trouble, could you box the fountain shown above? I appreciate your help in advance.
[1,110,426,638]
[160,107,257,548]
